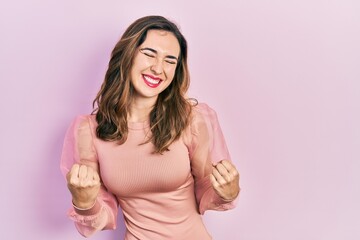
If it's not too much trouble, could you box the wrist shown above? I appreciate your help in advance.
[72,199,97,210]
[220,187,241,202]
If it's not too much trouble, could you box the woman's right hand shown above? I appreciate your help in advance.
[66,164,101,209]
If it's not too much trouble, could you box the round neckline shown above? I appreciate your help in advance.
[128,120,150,130]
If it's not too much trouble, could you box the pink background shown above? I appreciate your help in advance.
[1,0,359,239]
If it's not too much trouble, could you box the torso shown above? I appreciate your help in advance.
[87,116,212,240]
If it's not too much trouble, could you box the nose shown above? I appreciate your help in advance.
[150,58,163,75]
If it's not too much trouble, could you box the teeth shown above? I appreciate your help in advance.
[144,75,160,84]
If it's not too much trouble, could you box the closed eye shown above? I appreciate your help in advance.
[139,47,178,65]
[165,59,177,65]
[140,49,156,58]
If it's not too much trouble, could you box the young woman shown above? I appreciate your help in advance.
[61,15,240,240]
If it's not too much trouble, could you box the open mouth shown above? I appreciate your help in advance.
[142,74,162,88]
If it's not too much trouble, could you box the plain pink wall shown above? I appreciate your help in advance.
[1,0,359,239]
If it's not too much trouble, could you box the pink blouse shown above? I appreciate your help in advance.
[60,103,237,240]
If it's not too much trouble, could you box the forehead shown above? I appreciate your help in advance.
[141,29,180,56]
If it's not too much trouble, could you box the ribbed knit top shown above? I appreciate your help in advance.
[60,103,236,240]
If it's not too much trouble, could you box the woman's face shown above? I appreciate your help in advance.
[130,29,180,103]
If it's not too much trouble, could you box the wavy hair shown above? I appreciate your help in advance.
[93,15,194,154]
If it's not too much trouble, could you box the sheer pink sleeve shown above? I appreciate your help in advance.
[187,103,238,214]
[60,115,119,237]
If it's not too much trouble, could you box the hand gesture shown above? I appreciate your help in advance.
[66,164,101,209]
[210,160,240,201]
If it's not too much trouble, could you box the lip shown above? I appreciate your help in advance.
[142,74,162,88]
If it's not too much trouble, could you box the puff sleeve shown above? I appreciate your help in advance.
[186,103,239,214]
[60,115,119,237]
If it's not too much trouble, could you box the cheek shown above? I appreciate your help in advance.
[132,55,150,72]
[165,67,177,80]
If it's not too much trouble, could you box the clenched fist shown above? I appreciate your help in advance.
[210,160,240,201]
[66,164,101,209]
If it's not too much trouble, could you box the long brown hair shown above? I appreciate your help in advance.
[93,15,194,154]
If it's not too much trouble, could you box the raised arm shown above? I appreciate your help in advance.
[187,103,240,214]
[60,116,119,237]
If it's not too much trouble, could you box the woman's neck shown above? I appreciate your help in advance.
[128,97,156,122]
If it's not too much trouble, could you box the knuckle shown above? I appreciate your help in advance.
[79,179,87,187]
[219,179,227,186]
[69,179,78,187]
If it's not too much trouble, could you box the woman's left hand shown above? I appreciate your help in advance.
[210,160,240,201]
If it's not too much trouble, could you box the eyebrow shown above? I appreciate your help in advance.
[140,47,178,61]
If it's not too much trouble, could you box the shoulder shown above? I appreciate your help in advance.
[66,114,97,139]
[190,102,219,129]
[70,114,97,128]
[184,102,218,139]
[192,102,218,119]
[188,102,224,141]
